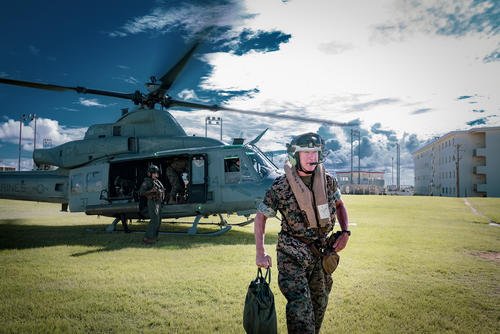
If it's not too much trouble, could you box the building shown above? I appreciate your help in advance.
[413,126,500,197]
[335,170,385,194]
[0,166,16,172]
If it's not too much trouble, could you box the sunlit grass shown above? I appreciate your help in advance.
[0,197,498,333]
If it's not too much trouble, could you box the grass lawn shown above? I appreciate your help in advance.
[0,196,498,333]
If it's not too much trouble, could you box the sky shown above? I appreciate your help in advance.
[0,0,498,185]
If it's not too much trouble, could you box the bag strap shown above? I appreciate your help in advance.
[256,268,271,284]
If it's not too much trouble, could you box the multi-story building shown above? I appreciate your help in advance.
[0,166,16,172]
[335,170,385,194]
[413,126,500,197]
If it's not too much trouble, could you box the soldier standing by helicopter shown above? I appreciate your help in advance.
[254,132,350,334]
[139,165,165,244]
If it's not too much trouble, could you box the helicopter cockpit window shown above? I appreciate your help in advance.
[70,173,83,194]
[86,171,103,193]
[244,147,276,178]
[224,156,241,184]
[224,157,240,173]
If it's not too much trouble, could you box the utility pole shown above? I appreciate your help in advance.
[18,115,24,171]
[396,143,400,191]
[205,116,222,140]
[18,114,38,171]
[350,129,360,185]
[391,156,394,186]
[358,132,361,185]
[33,114,37,150]
[350,129,353,185]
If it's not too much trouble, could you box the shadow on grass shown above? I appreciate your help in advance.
[0,219,278,256]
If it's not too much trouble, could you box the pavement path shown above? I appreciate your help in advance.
[463,198,499,226]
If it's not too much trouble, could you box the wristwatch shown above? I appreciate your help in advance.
[341,230,351,236]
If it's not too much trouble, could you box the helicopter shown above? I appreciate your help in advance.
[0,38,351,236]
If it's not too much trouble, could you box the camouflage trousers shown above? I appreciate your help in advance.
[144,199,162,239]
[277,233,333,334]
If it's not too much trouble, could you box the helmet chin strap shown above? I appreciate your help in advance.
[296,162,317,175]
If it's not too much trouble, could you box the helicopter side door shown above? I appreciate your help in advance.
[188,154,207,203]
[68,163,109,212]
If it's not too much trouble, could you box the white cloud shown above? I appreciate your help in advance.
[177,89,205,101]
[194,0,499,140]
[0,117,87,151]
[372,0,498,41]
[108,2,245,38]
[159,0,498,186]
[78,97,106,107]
[113,76,139,85]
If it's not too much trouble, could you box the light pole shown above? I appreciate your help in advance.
[32,114,37,150]
[391,156,394,186]
[18,113,37,171]
[396,143,400,191]
[18,114,27,171]
[205,116,222,140]
[350,129,360,185]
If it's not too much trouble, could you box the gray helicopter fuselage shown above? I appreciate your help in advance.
[80,143,280,219]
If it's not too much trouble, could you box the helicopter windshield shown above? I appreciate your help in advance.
[244,146,278,178]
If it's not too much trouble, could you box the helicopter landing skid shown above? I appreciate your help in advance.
[162,214,232,236]
[106,214,131,233]
[233,217,255,227]
[105,214,231,236]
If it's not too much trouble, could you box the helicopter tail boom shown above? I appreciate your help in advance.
[0,170,68,203]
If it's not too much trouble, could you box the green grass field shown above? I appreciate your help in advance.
[0,196,499,333]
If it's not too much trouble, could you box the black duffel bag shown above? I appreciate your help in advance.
[243,268,277,334]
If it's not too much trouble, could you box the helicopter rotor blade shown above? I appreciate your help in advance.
[0,77,142,103]
[0,77,74,92]
[155,42,201,95]
[151,28,213,99]
[168,99,352,126]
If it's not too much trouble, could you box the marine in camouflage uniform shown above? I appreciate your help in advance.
[255,133,350,334]
[165,159,186,204]
[139,165,165,243]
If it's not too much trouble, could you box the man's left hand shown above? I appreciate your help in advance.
[333,232,349,252]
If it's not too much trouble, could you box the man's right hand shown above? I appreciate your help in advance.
[256,253,272,268]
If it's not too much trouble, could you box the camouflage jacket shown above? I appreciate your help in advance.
[139,177,164,202]
[258,173,341,242]
[165,166,185,198]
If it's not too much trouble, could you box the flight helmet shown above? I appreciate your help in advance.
[286,132,324,168]
[148,164,160,175]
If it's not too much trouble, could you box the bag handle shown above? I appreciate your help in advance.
[257,267,271,284]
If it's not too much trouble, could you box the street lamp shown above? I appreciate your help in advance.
[32,114,38,150]
[18,113,37,171]
[350,129,361,185]
[205,116,222,140]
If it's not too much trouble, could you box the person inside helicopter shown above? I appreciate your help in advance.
[113,176,135,198]
[165,158,188,204]
[224,157,241,184]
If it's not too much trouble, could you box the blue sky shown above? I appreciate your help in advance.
[0,0,498,185]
